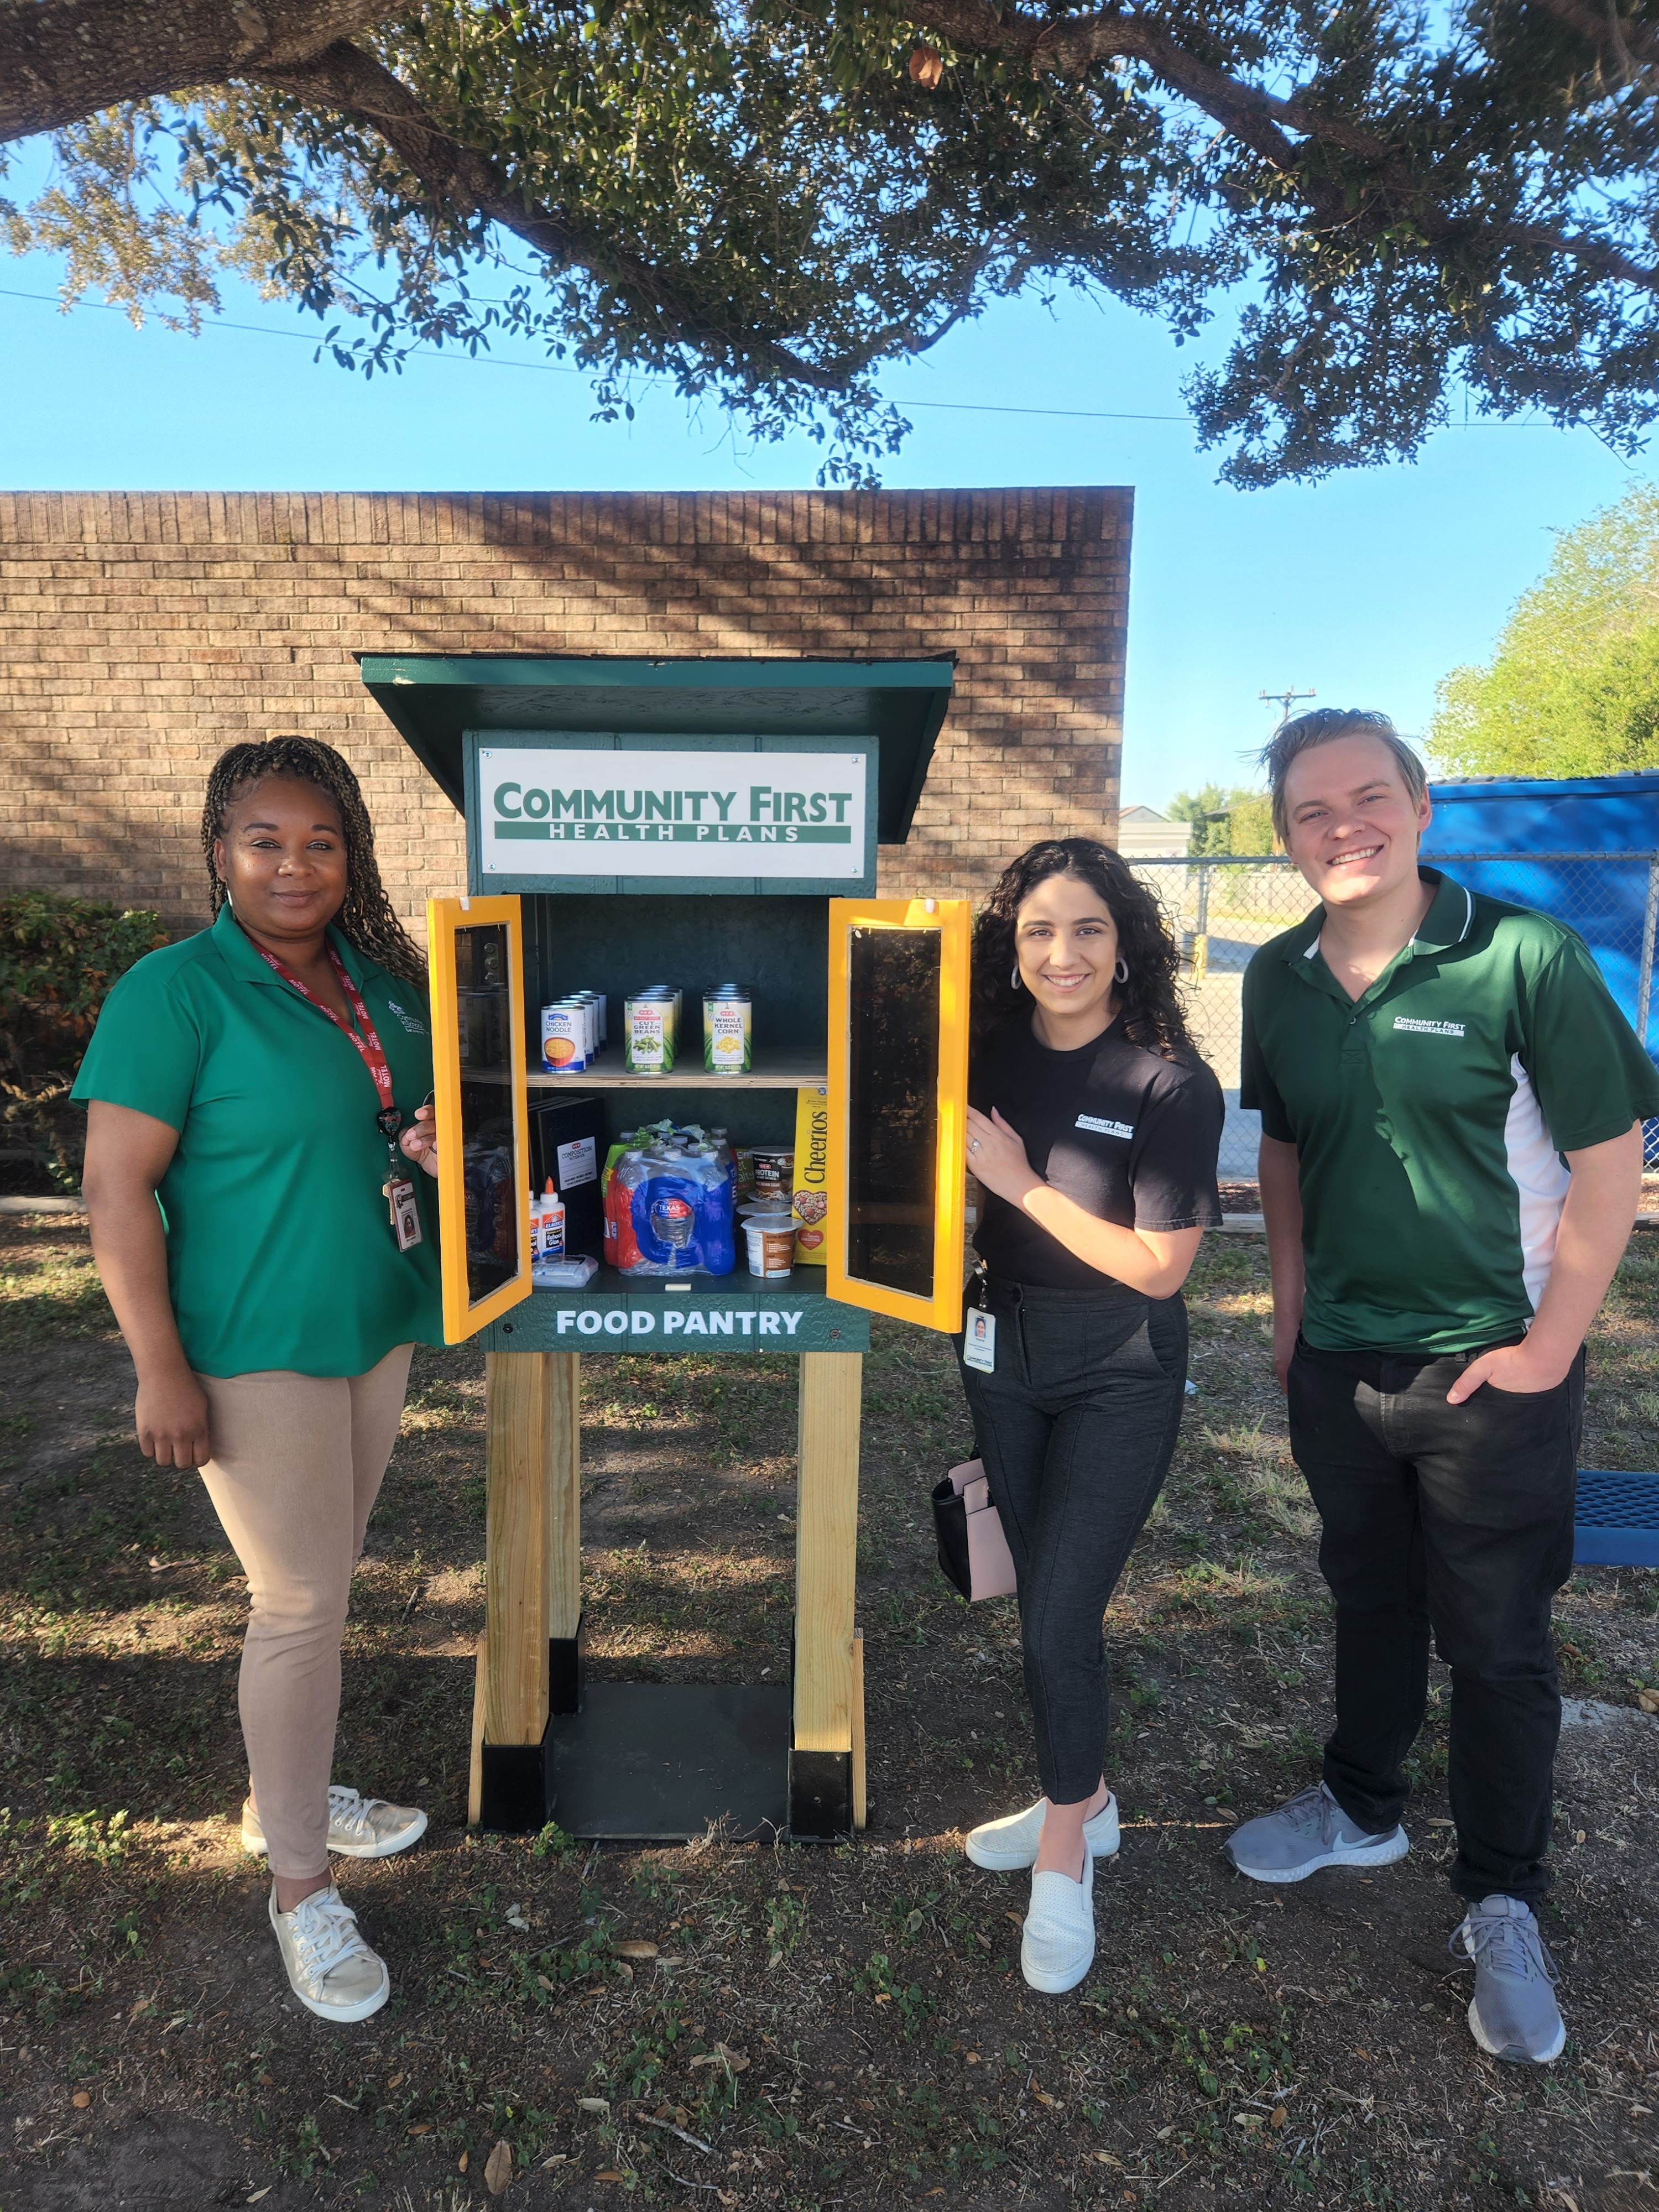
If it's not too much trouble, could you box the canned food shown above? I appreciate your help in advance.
[625,994,675,1074]
[703,988,753,1073]
[541,1002,588,1074]
[457,987,505,1071]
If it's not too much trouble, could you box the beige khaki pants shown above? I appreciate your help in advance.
[195,1344,413,1879]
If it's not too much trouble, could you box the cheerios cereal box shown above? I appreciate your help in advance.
[790,1086,832,1266]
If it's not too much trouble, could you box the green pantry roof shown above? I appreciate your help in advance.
[357,654,955,845]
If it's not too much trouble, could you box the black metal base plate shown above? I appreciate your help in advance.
[479,1730,554,1835]
[550,1682,791,1841]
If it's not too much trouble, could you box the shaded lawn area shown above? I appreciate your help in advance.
[1,1215,1657,2211]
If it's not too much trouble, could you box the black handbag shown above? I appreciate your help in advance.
[930,1455,1018,1602]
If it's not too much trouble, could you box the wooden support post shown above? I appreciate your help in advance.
[547,1351,582,1643]
[467,1636,486,1828]
[483,1349,556,1746]
[477,1349,581,1830]
[851,1630,867,1832]
[791,1351,862,1837]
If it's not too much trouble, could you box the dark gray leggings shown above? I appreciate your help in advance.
[959,1281,1188,1803]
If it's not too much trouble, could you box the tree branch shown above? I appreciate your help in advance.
[1527,0,1659,78]
[252,39,860,389]
[901,1,1659,292]
[0,0,393,142]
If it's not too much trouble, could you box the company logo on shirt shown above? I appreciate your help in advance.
[1392,1015,1465,1038]
[384,999,429,1035]
[1076,1114,1134,1139]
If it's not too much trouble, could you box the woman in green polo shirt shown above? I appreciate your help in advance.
[73,736,445,2026]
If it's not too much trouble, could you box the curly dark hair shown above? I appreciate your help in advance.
[972,837,1194,1061]
[200,737,427,990]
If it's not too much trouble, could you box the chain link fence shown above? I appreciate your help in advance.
[1129,853,1659,1178]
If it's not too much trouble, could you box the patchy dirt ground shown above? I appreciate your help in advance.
[2,1214,1657,2212]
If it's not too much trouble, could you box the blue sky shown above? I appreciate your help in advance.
[1,201,1632,810]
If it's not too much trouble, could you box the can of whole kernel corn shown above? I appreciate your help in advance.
[703,985,753,1073]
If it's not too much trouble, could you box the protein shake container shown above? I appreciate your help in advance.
[703,985,753,1073]
[750,1147,794,1204]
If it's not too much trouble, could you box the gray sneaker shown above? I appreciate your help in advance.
[1450,1894,1564,2065]
[1225,1782,1410,1884]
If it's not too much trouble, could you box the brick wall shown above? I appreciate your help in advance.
[0,488,1130,937]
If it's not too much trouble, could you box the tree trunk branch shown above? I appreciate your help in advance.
[0,0,392,141]
[1527,0,1659,78]
[901,1,1659,292]
[254,40,855,388]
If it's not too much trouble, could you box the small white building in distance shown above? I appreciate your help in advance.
[1114,805,1194,859]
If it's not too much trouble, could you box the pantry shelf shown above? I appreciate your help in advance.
[525,1045,827,1092]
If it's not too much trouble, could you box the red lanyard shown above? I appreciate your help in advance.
[244,930,400,1130]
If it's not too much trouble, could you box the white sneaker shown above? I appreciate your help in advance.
[243,1786,427,1861]
[1020,1854,1096,1995]
[268,1885,390,2023]
[965,1792,1120,1871]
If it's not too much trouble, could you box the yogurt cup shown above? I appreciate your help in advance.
[744,1214,796,1280]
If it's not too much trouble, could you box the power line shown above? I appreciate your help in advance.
[0,281,1189,420]
[0,281,1569,432]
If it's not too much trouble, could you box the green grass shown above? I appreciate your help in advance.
[0,1217,1656,2210]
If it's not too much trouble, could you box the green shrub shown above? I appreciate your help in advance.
[0,893,170,1191]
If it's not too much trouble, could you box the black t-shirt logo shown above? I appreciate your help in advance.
[1075,1113,1134,1139]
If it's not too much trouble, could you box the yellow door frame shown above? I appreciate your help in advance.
[825,896,970,1335]
[426,893,534,1343]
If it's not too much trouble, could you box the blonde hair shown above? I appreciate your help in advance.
[1260,709,1427,843]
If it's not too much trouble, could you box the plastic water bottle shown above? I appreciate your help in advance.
[611,1151,648,1272]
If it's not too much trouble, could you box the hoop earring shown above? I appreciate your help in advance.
[1114,957,1129,984]
[1010,963,1023,993]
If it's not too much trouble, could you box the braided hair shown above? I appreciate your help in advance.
[200,736,427,990]
[972,836,1195,1062]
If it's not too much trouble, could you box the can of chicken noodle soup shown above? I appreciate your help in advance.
[541,1002,588,1074]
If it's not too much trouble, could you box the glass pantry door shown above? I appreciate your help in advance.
[825,898,971,1334]
[427,895,534,1342]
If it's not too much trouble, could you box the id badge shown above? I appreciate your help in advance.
[388,1176,424,1252]
[962,1307,996,1374]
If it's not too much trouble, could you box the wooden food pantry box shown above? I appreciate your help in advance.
[363,655,971,1843]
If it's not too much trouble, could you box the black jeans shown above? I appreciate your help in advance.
[1288,1336,1583,1904]
[958,1279,1189,1804]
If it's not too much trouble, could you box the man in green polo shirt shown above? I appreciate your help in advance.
[1225,708,1659,2068]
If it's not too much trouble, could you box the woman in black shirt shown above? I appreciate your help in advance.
[958,837,1223,1994]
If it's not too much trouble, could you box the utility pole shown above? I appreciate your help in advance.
[1259,685,1316,725]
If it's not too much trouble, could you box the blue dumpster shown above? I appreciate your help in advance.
[1422,773,1659,1056]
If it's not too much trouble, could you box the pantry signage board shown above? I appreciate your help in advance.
[490,1281,869,1354]
[464,733,878,896]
